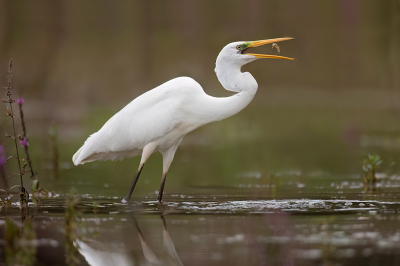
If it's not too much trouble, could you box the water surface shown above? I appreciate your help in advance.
[2,171,400,266]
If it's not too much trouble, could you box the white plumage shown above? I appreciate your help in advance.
[73,37,295,202]
[73,77,203,164]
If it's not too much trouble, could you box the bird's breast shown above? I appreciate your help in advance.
[153,121,196,152]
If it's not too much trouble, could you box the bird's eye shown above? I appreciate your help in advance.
[236,45,241,50]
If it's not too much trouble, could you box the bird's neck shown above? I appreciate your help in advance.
[201,63,258,123]
[215,59,254,93]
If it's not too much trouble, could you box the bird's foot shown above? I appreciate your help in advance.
[121,197,131,203]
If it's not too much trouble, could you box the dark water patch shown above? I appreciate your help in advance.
[1,173,400,265]
[1,193,400,265]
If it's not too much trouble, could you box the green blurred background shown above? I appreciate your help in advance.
[0,0,399,196]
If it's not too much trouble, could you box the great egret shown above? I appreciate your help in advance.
[72,37,295,202]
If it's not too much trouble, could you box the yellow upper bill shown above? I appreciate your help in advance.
[246,37,296,60]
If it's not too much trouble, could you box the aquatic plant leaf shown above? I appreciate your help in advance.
[32,180,39,192]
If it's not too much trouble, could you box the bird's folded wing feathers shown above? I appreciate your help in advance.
[73,77,201,165]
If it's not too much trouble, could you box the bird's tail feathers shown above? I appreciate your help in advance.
[72,146,84,165]
[73,133,100,165]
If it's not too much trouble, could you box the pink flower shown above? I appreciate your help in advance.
[0,146,5,166]
[17,98,25,104]
[20,138,29,148]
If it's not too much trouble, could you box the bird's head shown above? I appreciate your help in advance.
[216,37,296,68]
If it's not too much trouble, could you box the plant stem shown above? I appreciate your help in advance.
[18,103,36,180]
[5,60,24,189]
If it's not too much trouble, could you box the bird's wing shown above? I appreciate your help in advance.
[73,77,202,165]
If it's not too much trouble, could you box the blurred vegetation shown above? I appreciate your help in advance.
[0,0,399,196]
[0,1,399,110]
[362,154,382,185]
[5,217,36,266]
[65,189,83,266]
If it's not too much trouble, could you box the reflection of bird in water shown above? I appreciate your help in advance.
[72,37,295,203]
[133,216,184,266]
[76,239,133,266]
[76,216,183,266]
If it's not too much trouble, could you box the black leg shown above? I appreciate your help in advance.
[160,215,167,229]
[157,173,167,203]
[160,215,167,225]
[122,164,144,203]
[132,216,143,236]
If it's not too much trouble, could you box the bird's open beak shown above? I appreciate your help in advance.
[247,37,296,60]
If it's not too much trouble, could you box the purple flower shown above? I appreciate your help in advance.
[20,138,29,148]
[17,98,25,104]
[0,146,5,166]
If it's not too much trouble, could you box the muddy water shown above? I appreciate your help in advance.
[1,172,400,266]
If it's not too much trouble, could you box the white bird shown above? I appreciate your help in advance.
[72,37,295,203]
